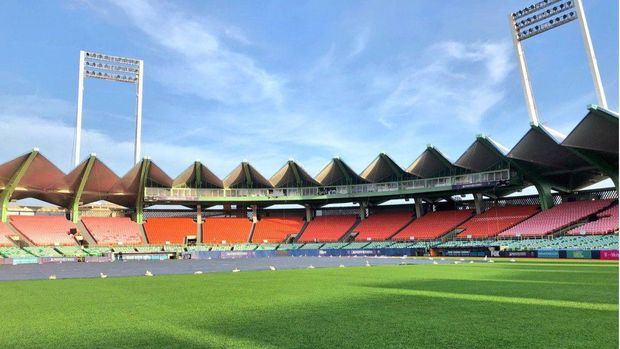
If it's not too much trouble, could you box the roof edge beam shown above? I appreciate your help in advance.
[566,147,618,189]
[0,150,38,222]
[70,154,96,223]
[194,161,203,188]
[290,162,303,187]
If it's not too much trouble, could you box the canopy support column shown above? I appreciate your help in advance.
[304,204,314,222]
[196,204,202,241]
[134,158,151,224]
[414,198,424,218]
[568,148,618,190]
[474,193,484,214]
[0,150,38,222]
[71,154,96,223]
[534,182,554,211]
[358,202,368,220]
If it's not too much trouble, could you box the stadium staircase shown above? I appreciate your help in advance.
[4,221,32,247]
[76,220,97,246]
[339,220,361,242]
[386,216,417,240]
[441,228,465,242]
[247,222,256,243]
[291,221,310,243]
[138,224,149,244]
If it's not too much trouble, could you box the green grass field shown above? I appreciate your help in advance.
[0,259,617,348]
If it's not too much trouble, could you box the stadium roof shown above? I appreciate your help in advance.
[561,105,618,167]
[454,135,510,172]
[360,153,415,182]
[173,161,223,189]
[406,146,464,178]
[0,105,616,208]
[507,124,605,192]
[223,162,273,189]
[270,160,320,188]
[315,158,368,186]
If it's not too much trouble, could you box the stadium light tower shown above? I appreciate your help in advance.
[509,0,608,126]
[74,50,144,166]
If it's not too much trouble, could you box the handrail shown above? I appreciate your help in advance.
[144,169,512,202]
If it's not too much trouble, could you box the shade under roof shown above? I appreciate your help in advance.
[406,146,461,178]
[173,161,223,189]
[270,160,320,188]
[314,158,367,186]
[360,153,415,183]
[508,125,604,191]
[223,162,273,189]
[64,156,125,206]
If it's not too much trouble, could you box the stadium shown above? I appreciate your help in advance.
[0,0,618,348]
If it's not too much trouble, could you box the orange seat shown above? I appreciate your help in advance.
[202,217,252,244]
[354,211,413,241]
[144,217,197,244]
[299,215,357,242]
[252,217,304,243]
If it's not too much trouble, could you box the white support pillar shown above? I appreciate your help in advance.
[358,202,368,220]
[509,15,539,126]
[474,193,484,215]
[134,60,144,165]
[304,205,314,222]
[73,51,86,167]
[574,0,607,108]
[414,198,424,218]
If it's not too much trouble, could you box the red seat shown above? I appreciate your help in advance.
[566,203,619,235]
[81,217,143,246]
[299,215,357,242]
[252,217,304,243]
[354,211,413,241]
[392,210,473,240]
[500,199,613,237]
[9,216,76,246]
[456,205,539,238]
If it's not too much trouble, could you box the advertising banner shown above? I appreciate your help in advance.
[39,257,78,264]
[537,250,559,258]
[565,250,592,259]
[599,250,619,260]
[8,256,38,265]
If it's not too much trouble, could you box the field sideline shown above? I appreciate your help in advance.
[0,259,617,348]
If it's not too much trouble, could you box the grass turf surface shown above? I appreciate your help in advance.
[0,259,617,348]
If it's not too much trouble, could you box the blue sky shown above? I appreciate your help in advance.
[0,0,617,183]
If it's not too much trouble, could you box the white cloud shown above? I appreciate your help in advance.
[379,40,514,127]
[106,0,284,106]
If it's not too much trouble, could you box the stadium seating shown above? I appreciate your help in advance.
[364,241,394,249]
[81,217,144,245]
[0,223,16,247]
[55,246,88,257]
[298,215,357,242]
[0,247,32,258]
[9,216,77,246]
[255,244,279,250]
[392,210,473,240]
[353,211,413,241]
[299,242,324,249]
[233,243,257,251]
[23,246,62,257]
[277,243,302,250]
[135,246,162,253]
[566,203,619,235]
[83,246,111,256]
[343,242,370,249]
[456,205,539,238]
[144,217,197,244]
[500,200,613,237]
[501,235,618,251]
[202,217,252,244]
[320,242,348,249]
[252,216,304,243]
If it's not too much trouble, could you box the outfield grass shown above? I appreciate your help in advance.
[0,259,617,348]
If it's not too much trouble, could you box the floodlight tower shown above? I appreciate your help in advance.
[509,0,608,126]
[74,51,144,167]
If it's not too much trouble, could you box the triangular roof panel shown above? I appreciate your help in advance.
[223,162,272,189]
[406,146,460,178]
[270,160,320,188]
[360,153,415,183]
[173,162,223,188]
[315,158,367,186]
[455,136,510,172]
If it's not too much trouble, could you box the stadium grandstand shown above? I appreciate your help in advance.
[0,105,614,261]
